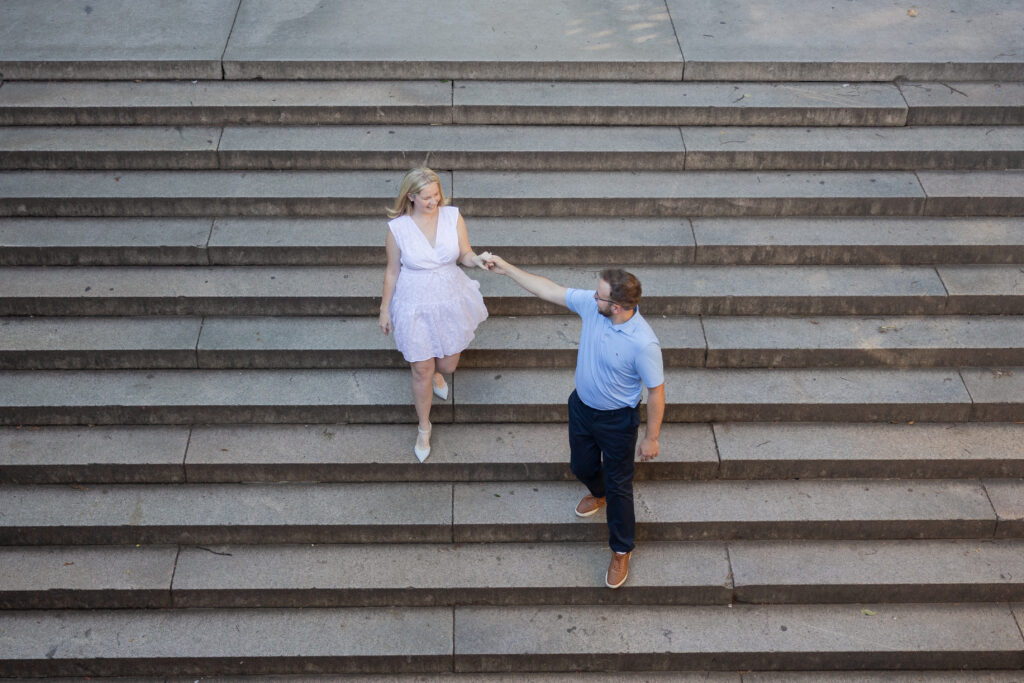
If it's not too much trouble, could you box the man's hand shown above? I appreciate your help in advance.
[637,435,659,461]
[484,253,509,274]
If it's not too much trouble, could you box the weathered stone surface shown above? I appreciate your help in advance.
[919,171,1024,217]
[671,0,1024,82]
[939,266,1024,315]
[0,369,441,425]
[0,170,432,217]
[185,422,717,483]
[185,422,716,483]
[703,316,1024,368]
[172,541,731,607]
[902,82,1024,125]
[0,0,238,80]
[0,425,189,484]
[0,265,385,315]
[454,171,925,218]
[692,217,1024,265]
[454,603,1024,671]
[454,82,907,126]
[0,546,177,608]
[985,479,1024,538]
[746,672,1024,682]
[730,539,1024,603]
[0,607,453,676]
[223,0,683,81]
[0,317,201,370]
[0,482,453,545]
[219,125,687,170]
[714,423,1024,479]
[207,217,383,265]
[452,479,996,542]
[960,367,1024,422]
[0,218,213,266]
[0,126,221,170]
[681,126,1024,171]
[0,81,453,125]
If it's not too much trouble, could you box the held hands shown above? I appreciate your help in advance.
[637,435,659,462]
[480,253,510,274]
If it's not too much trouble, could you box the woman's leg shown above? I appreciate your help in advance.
[434,351,461,376]
[410,358,436,449]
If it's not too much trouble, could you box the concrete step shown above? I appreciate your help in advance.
[3,169,1021,218]
[2,366,1021,426]
[3,125,1022,171]
[3,315,1023,371]
[4,603,1020,675]
[4,217,1024,267]
[0,478,1017,545]
[7,264,1024,317]
[4,422,1023,485]
[2,80,1021,127]
[3,539,1022,610]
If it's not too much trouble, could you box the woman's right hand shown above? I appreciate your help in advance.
[379,310,392,335]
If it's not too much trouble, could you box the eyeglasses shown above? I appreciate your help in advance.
[593,293,619,306]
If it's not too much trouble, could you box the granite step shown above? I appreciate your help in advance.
[2,125,1022,171]
[0,478,1016,546]
[7,264,1024,317]
[3,539,1022,610]
[4,217,1024,267]
[3,422,1023,485]
[1,80,1021,128]
[3,315,1023,371]
[2,603,1021,676]
[1,366,1021,425]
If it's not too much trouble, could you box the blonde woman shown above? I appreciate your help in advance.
[379,168,490,461]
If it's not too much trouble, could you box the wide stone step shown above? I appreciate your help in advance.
[3,125,1022,171]
[5,264,1024,316]
[4,422,1023,485]
[3,539,1022,610]
[4,217,1024,267]
[3,315,1023,371]
[1,80,1021,127]
[2,603,1020,676]
[1,367,1021,425]
[0,478,1017,545]
[4,170,1021,218]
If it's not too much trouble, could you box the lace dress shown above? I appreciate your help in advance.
[387,206,488,362]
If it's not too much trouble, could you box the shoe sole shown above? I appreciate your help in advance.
[606,570,628,589]
[574,503,605,518]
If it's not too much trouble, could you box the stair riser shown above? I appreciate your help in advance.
[0,520,1001,547]
[0,107,452,126]
[2,348,1019,371]
[2,150,1021,172]
[0,295,981,317]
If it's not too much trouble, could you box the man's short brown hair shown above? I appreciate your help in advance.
[600,268,642,309]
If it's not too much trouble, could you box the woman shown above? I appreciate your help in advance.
[379,168,490,461]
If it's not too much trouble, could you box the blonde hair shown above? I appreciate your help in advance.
[387,167,447,218]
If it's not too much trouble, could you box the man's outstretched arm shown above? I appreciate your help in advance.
[486,255,568,308]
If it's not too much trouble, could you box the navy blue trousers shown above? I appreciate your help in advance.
[568,390,640,553]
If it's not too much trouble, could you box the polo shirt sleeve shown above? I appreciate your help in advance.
[565,288,594,316]
[636,341,665,389]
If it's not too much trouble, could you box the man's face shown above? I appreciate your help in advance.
[595,279,615,318]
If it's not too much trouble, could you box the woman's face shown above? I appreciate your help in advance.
[410,182,441,213]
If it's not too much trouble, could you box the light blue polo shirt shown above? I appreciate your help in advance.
[565,288,665,411]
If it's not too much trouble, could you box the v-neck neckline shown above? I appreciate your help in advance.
[409,211,440,249]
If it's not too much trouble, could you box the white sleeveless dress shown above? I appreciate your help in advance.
[388,206,488,362]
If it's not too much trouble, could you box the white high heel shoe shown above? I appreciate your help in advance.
[414,422,432,462]
[432,374,449,400]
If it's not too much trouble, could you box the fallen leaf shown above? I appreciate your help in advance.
[862,609,877,616]
[907,8,917,17]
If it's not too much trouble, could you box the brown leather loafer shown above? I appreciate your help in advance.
[606,551,630,589]
[574,493,606,518]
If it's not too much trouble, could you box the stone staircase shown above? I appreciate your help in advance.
[2,1,1024,679]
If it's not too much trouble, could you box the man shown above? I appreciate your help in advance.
[486,256,665,589]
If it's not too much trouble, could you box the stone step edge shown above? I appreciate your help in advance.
[2,540,1022,610]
